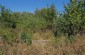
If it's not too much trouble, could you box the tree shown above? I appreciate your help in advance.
[0,5,16,28]
[63,0,85,36]
[34,4,57,29]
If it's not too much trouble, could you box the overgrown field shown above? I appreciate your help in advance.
[0,0,85,55]
[0,30,85,55]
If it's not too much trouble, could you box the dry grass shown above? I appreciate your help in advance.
[0,30,85,55]
[32,29,54,40]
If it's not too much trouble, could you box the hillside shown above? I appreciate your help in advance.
[0,0,85,55]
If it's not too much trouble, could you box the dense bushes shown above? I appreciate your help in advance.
[0,6,17,28]
[0,0,85,44]
[34,4,57,29]
[54,0,85,36]
[0,27,17,44]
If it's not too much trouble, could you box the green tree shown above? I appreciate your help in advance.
[0,5,16,28]
[63,0,85,36]
[35,4,57,29]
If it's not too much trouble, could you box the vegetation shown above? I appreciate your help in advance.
[0,0,85,55]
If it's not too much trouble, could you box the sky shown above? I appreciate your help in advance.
[0,0,70,13]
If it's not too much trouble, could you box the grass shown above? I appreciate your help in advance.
[0,30,85,55]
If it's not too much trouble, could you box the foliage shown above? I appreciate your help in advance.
[0,27,17,44]
[0,5,16,28]
[35,4,57,29]
[0,1,85,44]
[21,32,32,45]
[54,0,85,37]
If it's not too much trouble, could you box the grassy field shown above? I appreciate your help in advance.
[0,30,85,55]
[0,0,85,55]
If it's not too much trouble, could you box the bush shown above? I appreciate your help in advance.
[0,28,17,44]
[20,32,32,45]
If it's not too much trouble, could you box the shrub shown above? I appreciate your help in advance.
[0,28,17,44]
[20,32,32,45]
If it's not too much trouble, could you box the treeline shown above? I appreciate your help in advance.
[0,0,85,44]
